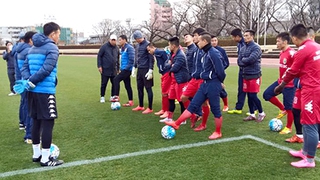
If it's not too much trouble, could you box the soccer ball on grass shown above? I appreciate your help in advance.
[269,118,283,132]
[111,102,121,110]
[50,143,60,159]
[161,125,176,139]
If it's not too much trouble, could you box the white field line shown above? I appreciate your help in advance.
[0,135,316,178]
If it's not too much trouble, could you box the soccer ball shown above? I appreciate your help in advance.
[269,118,283,132]
[111,102,121,110]
[161,125,176,139]
[50,144,60,159]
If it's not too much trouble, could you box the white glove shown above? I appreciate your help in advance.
[145,69,153,80]
[131,67,136,78]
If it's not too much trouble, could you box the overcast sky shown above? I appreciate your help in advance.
[0,0,178,37]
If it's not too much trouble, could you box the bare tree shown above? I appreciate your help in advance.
[92,19,125,44]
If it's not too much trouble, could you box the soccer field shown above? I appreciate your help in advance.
[0,56,319,179]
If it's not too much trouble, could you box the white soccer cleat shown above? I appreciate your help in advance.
[100,97,105,103]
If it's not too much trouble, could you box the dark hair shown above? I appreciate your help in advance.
[245,29,255,36]
[147,42,155,48]
[211,35,217,38]
[24,31,37,43]
[276,32,290,42]
[231,28,242,37]
[43,22,60,36]
[184,33,193,37]
[199,31,212,36]
[200,34,212,44]
[168,36,180,46]
[290,24,307,39]
[5,41,12,46]
[119,35,127,41]
[193,28,206,35]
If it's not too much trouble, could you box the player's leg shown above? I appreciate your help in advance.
[165,84,206,129]
[133,69,145,111]
[100,74,109,103]
[286,89,303,141]
[280,87,295,134]
[220,87,228,111]
[228,69,245,114]
[122,71,134,106]
[290,124,317,168]
[263,81,286,118]
[110,76,115,97]
[207,81,223,139]
[142,72,154,114]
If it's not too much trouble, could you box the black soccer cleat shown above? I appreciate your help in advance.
[32,155,42,162]
[40,159,64,167]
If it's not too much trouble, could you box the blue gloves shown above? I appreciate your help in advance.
[13,80,36,94]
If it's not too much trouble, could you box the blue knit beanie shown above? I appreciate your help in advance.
[133,30,143,39]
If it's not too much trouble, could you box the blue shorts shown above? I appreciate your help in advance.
[263,81,295,110]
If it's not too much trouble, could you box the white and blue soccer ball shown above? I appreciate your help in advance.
[269,118,283,132]
[111,102,121,110]
[50,143,60,159]
[161,125,176,139]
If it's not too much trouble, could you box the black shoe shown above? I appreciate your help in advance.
[40,159,64,166]
[32,155,42,162]
[19,124,25,130]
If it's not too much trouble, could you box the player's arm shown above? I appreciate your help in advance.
[222,49,229,69]
[240,45,261,66]
[282,51,304,84]
[124,45,135,71]
[97,44,106,68]
[28,48,59,85]
[170,55,184,72]
[20,57,31,80]
[211,51,226,82]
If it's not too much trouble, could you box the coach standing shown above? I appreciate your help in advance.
[97,34,119,103]
[131,30,155,114]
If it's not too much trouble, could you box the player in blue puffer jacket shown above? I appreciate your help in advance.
[20,22,63,167]
[112,35,135,106]
[16,31,37,144]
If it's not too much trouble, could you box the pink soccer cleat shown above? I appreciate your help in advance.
[289,149,306,159]
[291,159,315,168]
[208,132,222,140]
[164,121,180,130]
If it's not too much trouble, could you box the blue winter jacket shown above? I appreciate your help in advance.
[185,43,197,74]
[134,39,154,69]
[154,49,170,75]
[120,43,135,71]
[15,43,32,80]
[238,41,262,79]
[21,33,59,94]
[200,44,226,83]
[191,47,203,79]
[170,48,190,84]
[215,46,229,69]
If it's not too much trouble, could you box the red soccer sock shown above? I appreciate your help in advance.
[214,117,223,134]
[167,111,174,119]
[162,96,169,112]
[201,105,210,126]
[269,96,285,110]
[175,110,192,125]
[286,110,293,129]
[222,97,228,107]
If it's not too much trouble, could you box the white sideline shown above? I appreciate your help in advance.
[0,135,318,178]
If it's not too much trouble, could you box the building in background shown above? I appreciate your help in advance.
[150,0,173,27]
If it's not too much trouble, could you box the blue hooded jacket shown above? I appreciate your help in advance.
[120,43,135,71]
[15,43,32,80]
[21,33,59,94]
